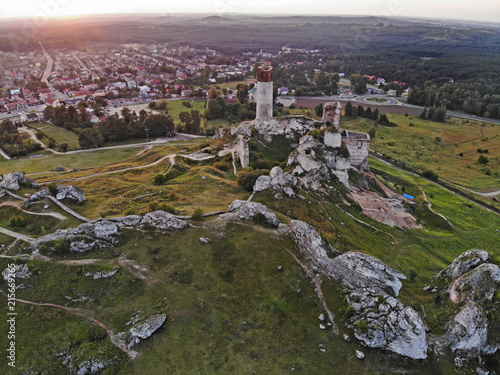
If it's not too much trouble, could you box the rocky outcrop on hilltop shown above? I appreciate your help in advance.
[0,171,38,190]
[287,131,351,189]
[29,211,188,253]
[427,249,500,359]
[281,219,428,359]
[253,166,298,198]
[232,116,321,142]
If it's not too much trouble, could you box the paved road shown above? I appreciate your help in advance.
[39,42,67,101]
[72,52,90,72]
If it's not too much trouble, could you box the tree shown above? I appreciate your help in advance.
[294,88,303,97]
[378,113,390,125]
[314,103,324,117]
[344,101,353,117]
[357,105,365,117]
[478,155,489,165]
[208,86,219,100]
[368,127,376,139]
[79,127,104,148]
[371,108,379,121]
[43,105,55,122]
[142,114,175,137]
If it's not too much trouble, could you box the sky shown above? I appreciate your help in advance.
[1,0,499,24]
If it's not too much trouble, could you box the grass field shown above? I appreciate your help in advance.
[153,99,206,121]
[0,147,139,175]
[213,79,251,90]
[30,122,81,151]
[341,114,500,193]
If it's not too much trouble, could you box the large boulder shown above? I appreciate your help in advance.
[436,249,491,281]
[55,185,87,203]
[329,252,406,297]
[428,249,500,359]
[253,167,297,197]
[27,184,86,204]
[0,172,38,191]
[348,291,428,359]
[140,211,188,230]
[129,314,167,340]
[224,200,280,227]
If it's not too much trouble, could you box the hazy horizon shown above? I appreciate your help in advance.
[1,0,499,24]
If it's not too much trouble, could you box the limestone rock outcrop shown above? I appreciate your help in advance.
[232,116,321,141]
[287,133,351,190]
[222,200,280,227]
[129,314,167,341]
[253,166,297,197]
[428,249,500,359]
[30,211,188,253]
[282,219,427,359]
[281,220,339,266]
[27,184,87,204]
[0,171,38,191]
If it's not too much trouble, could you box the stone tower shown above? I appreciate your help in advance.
[255,65,273,122]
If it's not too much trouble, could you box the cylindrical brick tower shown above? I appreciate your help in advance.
[256,65,273,122]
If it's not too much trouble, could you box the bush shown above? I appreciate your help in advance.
[409,269,418,281]
[192,208,203,220]
[422,170,439,181]
[213,161,230,172]
[58,143,69,153]
[357,320,368,333]
[182,101,192,108]
[125,208,136,215]
[153,173,166,185]
[478,155,489,165]
[237,169,269,192]
[88,326,107,342]
[158,203,175,214]
[8,215,27,228]
[148,201,159,212]
[47,182,58,196]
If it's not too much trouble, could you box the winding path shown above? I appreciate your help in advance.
[0,226,34,243]
[0,289,137,358]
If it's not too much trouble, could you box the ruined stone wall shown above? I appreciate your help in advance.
[343,130,370,170]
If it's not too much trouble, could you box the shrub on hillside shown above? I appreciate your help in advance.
[237,169,269,192]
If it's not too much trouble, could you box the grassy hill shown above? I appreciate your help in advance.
[0,127,498,374]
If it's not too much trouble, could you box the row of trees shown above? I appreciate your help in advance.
[344,102,380,121]
[408,82,500,119]
[419,106,447,123]
[79,112,175,148]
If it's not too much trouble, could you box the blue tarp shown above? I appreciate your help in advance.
[403,194,415,200]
